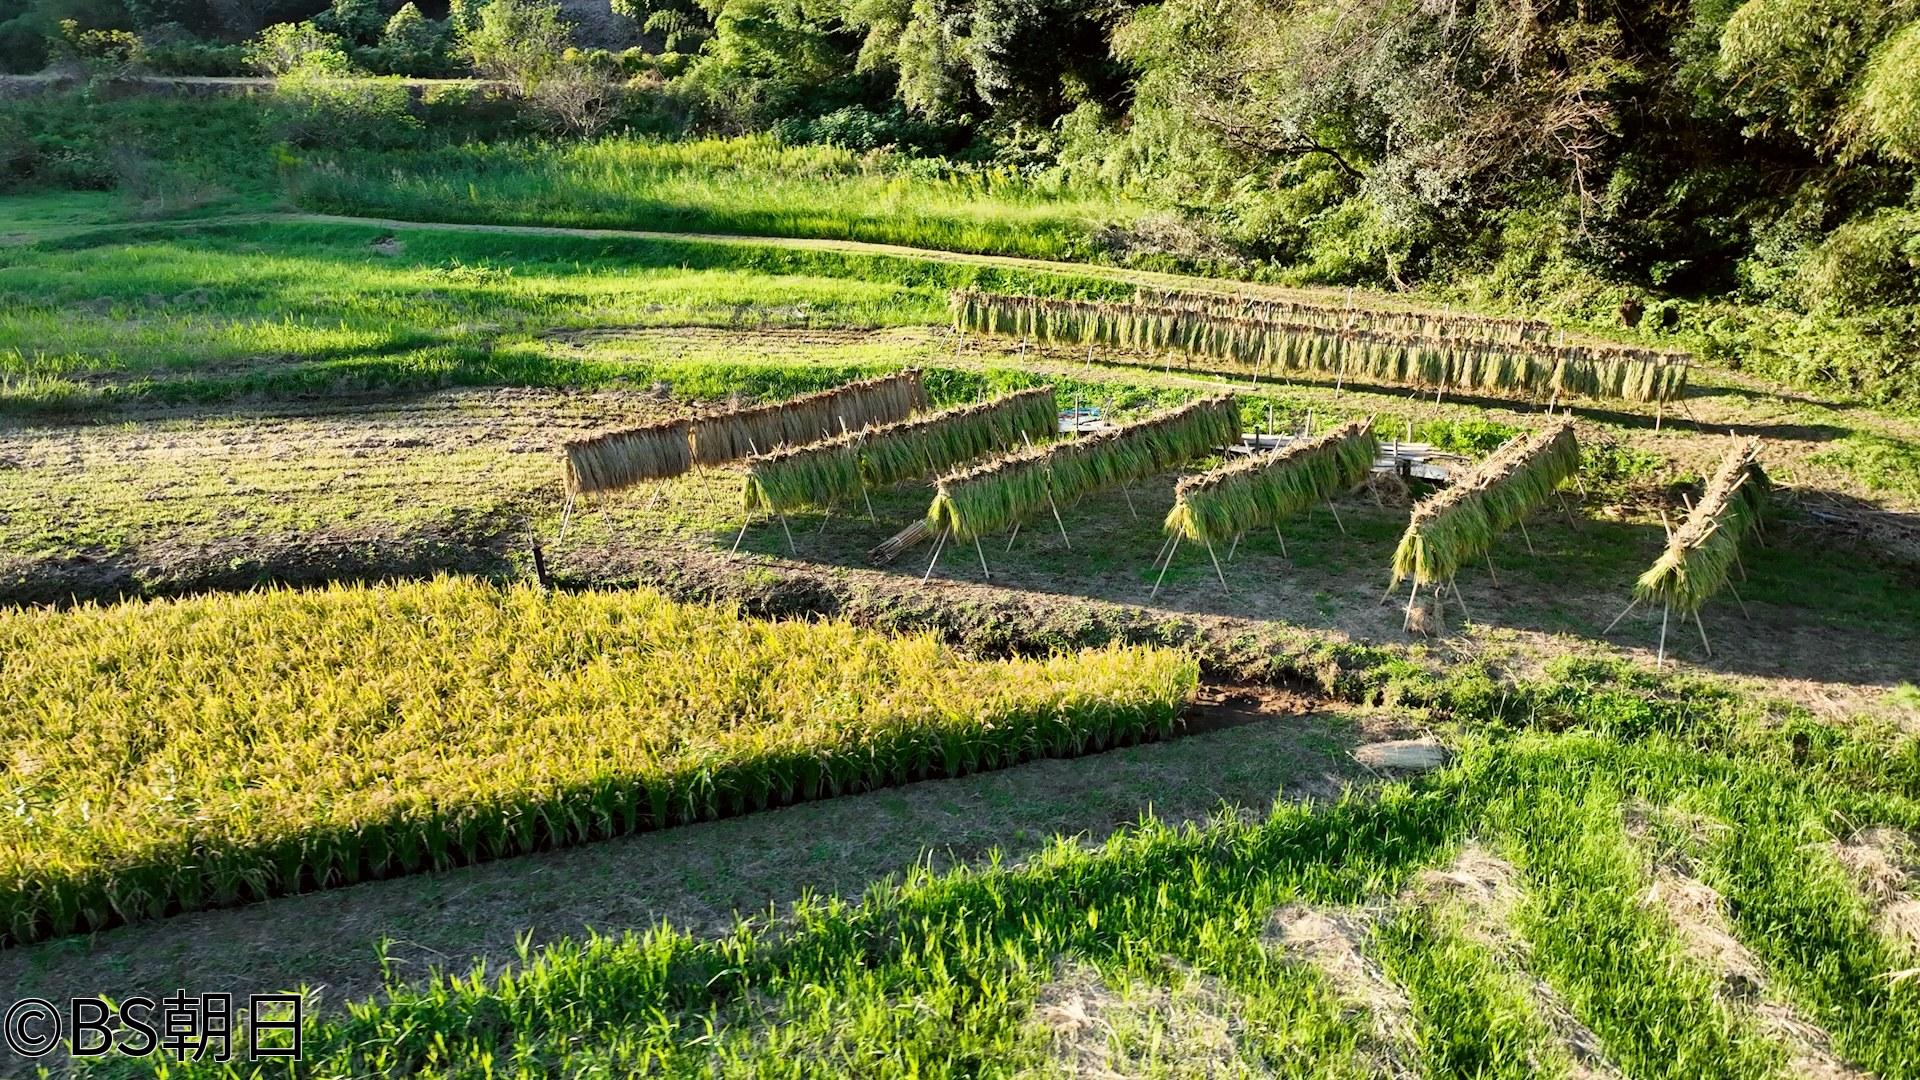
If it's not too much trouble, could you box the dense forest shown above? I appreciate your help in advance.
[5,0,1917,408]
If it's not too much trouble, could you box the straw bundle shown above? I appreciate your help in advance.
[951,291,1690,405]
[1391,422,1580,585]
[741,387,1061,515]
[692,370,930,466]
[859,386,1059,487]
[563,419,694,495]
[1634,440,1769,615]
[928,396,1241,541]
[1165,419,1378,544]
[743,438,864,515]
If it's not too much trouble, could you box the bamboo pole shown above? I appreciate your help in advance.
[923,526,950,582]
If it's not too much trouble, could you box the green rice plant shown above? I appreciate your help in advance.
[0,577,1197,946]
[1165,419,1378,544]
[1635,440,1770,615]
[562,419,694,495]
[927,396,1240,540]
[692,370,929,466]
[951,291,1690,405]
[1392,422,1580,586]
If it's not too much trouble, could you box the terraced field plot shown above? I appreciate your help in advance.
[3,213,1917,1078]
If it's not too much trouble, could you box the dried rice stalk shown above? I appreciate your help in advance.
[1166,419,1378,544]
[692,370,929,466]
[928,396,1242,541]
[951,290,1689,405]
[562,419,694,495]
[1635,440,1768,615]
[1392,422,1580,586]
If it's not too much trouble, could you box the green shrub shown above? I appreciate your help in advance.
[132,26,248,75]
[246,20,352,75]
[1797,207,1920,310]
[368,1,451,76]
[273,68,424,150]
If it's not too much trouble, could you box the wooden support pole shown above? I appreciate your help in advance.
[1603,596,1640,634]
[1203,538,1230,592]
[1151,533,1183,598]
[1227,534,1240,562]
[1047,489,1072,549]
[1403,581,1421,631]
[1485,554,1500,587]
[557,490,577,545]
[1517,516,1536,556]
[1005,519,1023,552]
[1324,499,1347,537]
[975,536,991,580]
[923,527,950,582]
[1273,524,1288,559]
[1657,604,1670,668]
[1694,611,1713,657]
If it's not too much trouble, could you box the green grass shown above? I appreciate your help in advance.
[1811,433,1920,504]
[293,136,1142,261]
[83,660,1920,1078]
[0,576,1195,945]
[0,221,1133,411]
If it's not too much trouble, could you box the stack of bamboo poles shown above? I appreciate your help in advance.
[562,419,695,495]
[1391,422,1580,612]
[951,290,1689,406]
[1165,419,1378,545]
[692,370,930,466]
[927,396,1242,543]
[742,387,1060,516]
[1624,438,1768,664]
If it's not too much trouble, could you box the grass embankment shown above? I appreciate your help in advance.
[0,577,1196,945]
[292,136,1138,261]
[81,659,1920,1078]
[0,220,1131,411]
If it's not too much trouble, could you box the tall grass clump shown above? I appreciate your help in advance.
[563,419,695,495]
[0,577,1197,945]
[1635,439,1770,615]
[928,395,1240,540]
[692,370,929,466]
[1392,422,1580,585]
[1165,419,1378,545]
[952,290,1690,405]
[743,387,1058,514]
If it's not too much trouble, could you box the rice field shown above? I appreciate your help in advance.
[0,577,1195,945]
[94,659,1920,1078]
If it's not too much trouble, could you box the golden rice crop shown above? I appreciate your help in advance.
[1165,419,1378,544]
[691,370,929,466]
[951,290,1689,405]
[563,419,695,495]
[1635,439,1769,614]
[1391,422,1580,585]
[0,577,1196,945]
[928,396,1240,540]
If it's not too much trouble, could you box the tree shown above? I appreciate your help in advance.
[460,0,574,89]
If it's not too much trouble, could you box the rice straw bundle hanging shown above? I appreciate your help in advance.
[1165,419,1378,545]
[927,396,1241,541]
[859,387,1058,488]
[743,437,864,515]
[562,419,694,496]
[1634,440,1768,616]
[692,370,929,466]
[950,290,1689,405]
[1391,422,1580,586]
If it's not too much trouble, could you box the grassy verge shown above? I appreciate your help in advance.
[0,221,1134,412]
[292,136,1139,261]
[0,576,1196,945]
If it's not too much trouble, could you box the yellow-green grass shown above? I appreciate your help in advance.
[0,577,1196,945]
[292,136,1143,261]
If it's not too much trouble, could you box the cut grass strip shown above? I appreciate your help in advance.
[0,576,1196,946]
